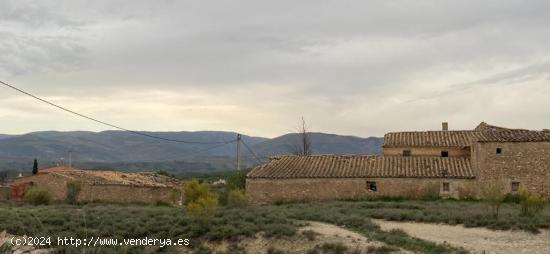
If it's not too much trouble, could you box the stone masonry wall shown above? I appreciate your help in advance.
[78,184,174,203]
[246,178,473,204]
[10,174,175,203]
[11,174,69,200]
[384,147,470,157]
[472,142,550,196]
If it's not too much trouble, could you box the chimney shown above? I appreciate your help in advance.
[442,122,448,131]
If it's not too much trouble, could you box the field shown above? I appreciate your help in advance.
[1,199,549,253]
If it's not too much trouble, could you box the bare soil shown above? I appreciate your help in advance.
[373,219,550,254]
[196,221,410,253]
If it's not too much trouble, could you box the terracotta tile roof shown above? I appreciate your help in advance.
[383,131,478,147]
[39,167,180,187]
[475,122,550,142]
[247,155,474,179]
[383,122,550,147]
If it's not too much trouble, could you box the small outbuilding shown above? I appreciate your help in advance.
[10,166,181,203]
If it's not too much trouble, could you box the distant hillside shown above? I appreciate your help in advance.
[0,130,382,175]
[0,131,266,162]
[252,132,383,157]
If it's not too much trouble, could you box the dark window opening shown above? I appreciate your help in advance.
[403,150,411,157]
[441,151,449,157]
[367,181,377,192]
[442,182,450,192]
[496,148,502,154]
[511,182,520,192]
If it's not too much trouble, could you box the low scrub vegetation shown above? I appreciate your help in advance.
[2,197,549,253]
[518,187,547,217]
[184,180,219,223]
[226,189,247,208]
[24,186,51,205]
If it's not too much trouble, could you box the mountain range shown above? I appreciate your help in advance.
[0,131,382,176]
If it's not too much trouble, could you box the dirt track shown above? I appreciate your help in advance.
[373,219,550,254]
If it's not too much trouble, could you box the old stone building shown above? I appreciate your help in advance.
[247,122,550,204]
[10,166,181,203]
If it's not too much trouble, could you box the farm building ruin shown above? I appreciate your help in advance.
[10,167,181,203]
[247,122,550,204]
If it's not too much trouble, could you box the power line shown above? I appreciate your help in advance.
[0,80,235,144]
[240,139,263,164]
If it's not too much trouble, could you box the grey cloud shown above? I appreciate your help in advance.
[2,0,550,136]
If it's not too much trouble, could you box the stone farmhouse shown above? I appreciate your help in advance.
[246,122,550,204]
[10,166,181,203]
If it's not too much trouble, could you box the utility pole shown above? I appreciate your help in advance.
[236,134,242,171]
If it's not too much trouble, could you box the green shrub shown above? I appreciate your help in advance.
[65,180,82,205]
[186,194,219,223]
[366,245,399,254]
[519,187,547,217]
[183,180,210,205]
[308,242,347,254]
[263,223,296,238]
[24,186,52,205]
[227,189,247,207]
[226,171,247,190]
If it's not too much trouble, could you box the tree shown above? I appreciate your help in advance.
[290,117,312,156]
[32,158,38,175]
[481,180,506,218]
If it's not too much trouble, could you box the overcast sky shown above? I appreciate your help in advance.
[1,0,550,138]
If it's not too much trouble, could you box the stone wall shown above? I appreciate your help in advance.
[11,174,68,200]
[472,141,550,196]
[383,147,470,157]
[246,178,473,204]
[78,184,174,203]
[10,174,176,203]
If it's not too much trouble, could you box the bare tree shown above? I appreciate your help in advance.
[481,180,506,218]
[290,117,312,156]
